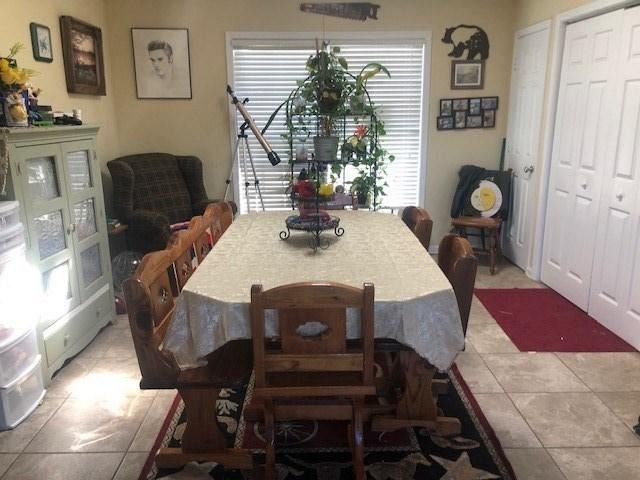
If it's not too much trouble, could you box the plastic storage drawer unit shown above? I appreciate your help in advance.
[0,202,20,231]
[0,327,39,386]
[0,355,45,430]
[0,223,24,257]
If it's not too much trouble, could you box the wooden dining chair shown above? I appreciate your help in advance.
[250,282,376,480]
[123,245,253,470]
[438,234,478,336]
[402,206,433,251]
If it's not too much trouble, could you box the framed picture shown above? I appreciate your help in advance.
[466,115,483,128]
[469,98,481,115]
[30,23,53,63]
[437,116,454,130]
[131,28,192,99]
[483,109,496,127]
[440,99,452,116]
[60,16,106,95]
[453,98,469,111]
[482,96,499,110]
[451,60,484,90]
[454,111,466,129]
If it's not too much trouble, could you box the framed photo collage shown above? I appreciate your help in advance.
[437,96,498,131]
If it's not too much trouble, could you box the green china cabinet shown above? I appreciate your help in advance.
[2,125,115,384]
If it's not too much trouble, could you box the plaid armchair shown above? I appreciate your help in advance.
[107,153,228,253]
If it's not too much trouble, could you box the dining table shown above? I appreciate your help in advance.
[162,209,466,435]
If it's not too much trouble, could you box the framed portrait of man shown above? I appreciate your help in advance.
[131,28,192,99]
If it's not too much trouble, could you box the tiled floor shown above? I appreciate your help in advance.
[0,259,638,479]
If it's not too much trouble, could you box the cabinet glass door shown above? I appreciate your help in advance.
[61,141,110,302]
[16,144,80,324]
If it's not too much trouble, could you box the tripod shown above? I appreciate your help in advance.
[224,119,265,212]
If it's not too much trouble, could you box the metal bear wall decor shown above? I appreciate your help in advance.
[299,2,380,21]
[441,25,490,60]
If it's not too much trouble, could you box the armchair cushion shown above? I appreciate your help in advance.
[127,209,172,254]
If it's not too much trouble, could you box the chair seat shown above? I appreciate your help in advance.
[177,340,253,389]
[451,216,502,228]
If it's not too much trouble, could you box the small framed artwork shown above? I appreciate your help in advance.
[483,109,496,127]
[469,98,481,115]
[440,99,453,116]
[30,23,53,62]
[454,111,467,129]
[466,115,483,128]
[453,98,469,111]
[131,27,192,99]
[437,116,454,130]
[482,96,499,110]
[451,60,484,90]
[60,16,106,95]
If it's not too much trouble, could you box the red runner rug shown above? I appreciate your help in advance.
[475,288,636,352]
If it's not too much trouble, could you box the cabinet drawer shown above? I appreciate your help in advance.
[43,285,114,368]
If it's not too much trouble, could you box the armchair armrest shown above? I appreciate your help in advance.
[106,160,135,222]
[128,209,171,253]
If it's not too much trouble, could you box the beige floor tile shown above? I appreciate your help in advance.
[0,397,64,453]
[596,392,640,430]
[548,447,640,480]
[482,353,588,393]
[557,353,640,392]
[0,454,17,477]
[45,357,98,399]
[129,394,177,452]
[474,393,541,447]
[454,352,504,393]
[76,326,121,359]
[510,393,640,448]
[25,395,152,453]
[468,308,497,327]
[113,452,149,480]
[465,323,519,353]
[463,339,478,353]
[69,356,156,399]
[504,448,566,480]
[2,453,123,480]
[110,313,131,330]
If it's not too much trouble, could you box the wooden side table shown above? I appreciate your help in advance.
[451,216,503,274]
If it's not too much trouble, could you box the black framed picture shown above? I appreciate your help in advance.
[453,98,469,111]
[454,111,466,129]
[469,98,481,115]
[437,116,454,130]
[440,99,453,116]
[131,27,192,99]
[481,96,499,110]
[30,23,53,62]
[451,60,484,89]
[483,109,496,127]
[466,115,483,128]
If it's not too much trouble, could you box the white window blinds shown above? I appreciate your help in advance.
[228,35,428,213]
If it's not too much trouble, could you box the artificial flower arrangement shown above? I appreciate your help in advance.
[1,43,37,127]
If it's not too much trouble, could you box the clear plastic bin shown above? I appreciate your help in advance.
[0,355,45,430]
[0,223,24,257]
[0,202,20,231]
[0,244,25,280]
[0,328,39,386]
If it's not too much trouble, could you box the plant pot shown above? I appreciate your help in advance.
[313,136,339,163]
[356,192,369,207]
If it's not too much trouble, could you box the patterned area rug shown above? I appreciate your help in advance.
[140,366,515,479]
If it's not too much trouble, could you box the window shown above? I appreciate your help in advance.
[227,33,429,213]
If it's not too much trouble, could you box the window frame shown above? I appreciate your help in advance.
[225,31,431,211]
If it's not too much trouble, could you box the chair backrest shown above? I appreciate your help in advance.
[250,282,375,398]
[123,249,180,389]
[402,206,433,251]
[438,234,478,335]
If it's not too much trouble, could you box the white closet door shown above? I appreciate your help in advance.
[541,10,623,309]
[504,22,550,272]
[589,6,640,350]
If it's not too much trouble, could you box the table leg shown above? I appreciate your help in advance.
[156,387,253,470]
[371,351,461,436]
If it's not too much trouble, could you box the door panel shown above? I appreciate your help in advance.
[541,10,623,309]
[589,6,640,350]
[504,22,550,271]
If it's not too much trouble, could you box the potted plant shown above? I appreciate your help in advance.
[349,63,390,113]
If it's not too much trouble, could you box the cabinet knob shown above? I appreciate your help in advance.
[66,223,76,235]
[581,183,587,190]
[616,192,624,202]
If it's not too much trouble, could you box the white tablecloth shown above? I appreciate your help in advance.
[163,211,464,371]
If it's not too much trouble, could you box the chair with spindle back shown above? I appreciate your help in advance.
[191,202,234,264]
[123,240,253,470]
[438,234,478,336]
[402,206,433,251]
[250,282,375,480]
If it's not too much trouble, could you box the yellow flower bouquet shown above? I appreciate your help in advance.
[1,43,36,128]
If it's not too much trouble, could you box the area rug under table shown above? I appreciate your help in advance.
[139,366,515,479]
[474,288,636,352]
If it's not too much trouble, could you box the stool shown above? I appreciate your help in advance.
[451,216,503,274]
